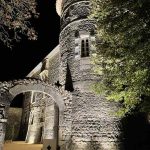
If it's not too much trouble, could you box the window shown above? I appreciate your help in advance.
[81,39,89,57]
[31,92,36,103]
[75,33,92,59]
[0,110,4,119]
[75,38,80,59]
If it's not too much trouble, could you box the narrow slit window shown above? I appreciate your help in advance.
[86,39,89,57]
[32,93,36,103]
[81,40,85,57]
[81,39,89,57]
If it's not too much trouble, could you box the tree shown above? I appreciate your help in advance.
[90,0,150,116]
[0,0,38,47]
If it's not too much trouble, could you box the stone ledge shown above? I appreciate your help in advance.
[0,119,7,123]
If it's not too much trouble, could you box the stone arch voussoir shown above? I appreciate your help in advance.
[0,78,65,112]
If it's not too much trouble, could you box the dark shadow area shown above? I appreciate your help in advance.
[10,93,24,108]
[5,93,24,141]
[65,63,74,92]
[122,113,150,150]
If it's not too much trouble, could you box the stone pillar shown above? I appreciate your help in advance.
[43,102,59,150]
[26,106,42,143]
[0,106,7,150]
[19,92,31,140]
[0,121,7,150]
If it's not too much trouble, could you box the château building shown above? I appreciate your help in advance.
[0,0,124,149]
[19,0,123,149]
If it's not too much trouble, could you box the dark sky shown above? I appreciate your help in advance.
[0,0,60,81]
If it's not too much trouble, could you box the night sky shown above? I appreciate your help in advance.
[0,0,60,81]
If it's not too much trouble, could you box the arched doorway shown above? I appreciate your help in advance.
[25,91,60,149]
[0,79,64,150]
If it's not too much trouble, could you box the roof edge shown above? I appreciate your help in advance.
[27,45,60,77]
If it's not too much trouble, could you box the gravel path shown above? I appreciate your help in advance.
[4,141,42,150]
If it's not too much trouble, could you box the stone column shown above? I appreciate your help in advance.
[26,106,42,143]
[0,121,7,150]
[0,106,7,150]
[43,102,59,150]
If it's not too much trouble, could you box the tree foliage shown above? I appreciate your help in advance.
[90,0,150,116]
[0,0,38,47]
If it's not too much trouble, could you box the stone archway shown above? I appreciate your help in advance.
[0,78,65,150]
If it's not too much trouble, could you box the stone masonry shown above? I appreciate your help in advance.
[57,0,124,149]
[0,0,125,150]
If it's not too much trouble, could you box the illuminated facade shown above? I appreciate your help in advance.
[0,0,123,149]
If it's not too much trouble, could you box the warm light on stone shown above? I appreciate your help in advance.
[0,0,124,149]
[56,0,63,16]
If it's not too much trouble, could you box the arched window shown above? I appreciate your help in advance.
[81,39,89,57]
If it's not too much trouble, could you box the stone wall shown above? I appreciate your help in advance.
[48,50,60,84]
[58,89,72,149]
[0,123,5,149]
[70,89,123,150]
[5,108,22,141]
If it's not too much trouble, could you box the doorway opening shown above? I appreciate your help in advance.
[5,93,24,142]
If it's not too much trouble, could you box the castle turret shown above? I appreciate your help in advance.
[57,0,124,149]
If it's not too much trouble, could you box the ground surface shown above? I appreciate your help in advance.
[4,141,42,150]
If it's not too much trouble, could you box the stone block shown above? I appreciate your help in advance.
[43,139,57,150]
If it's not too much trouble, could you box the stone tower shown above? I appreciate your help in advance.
[56,0,124,149]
